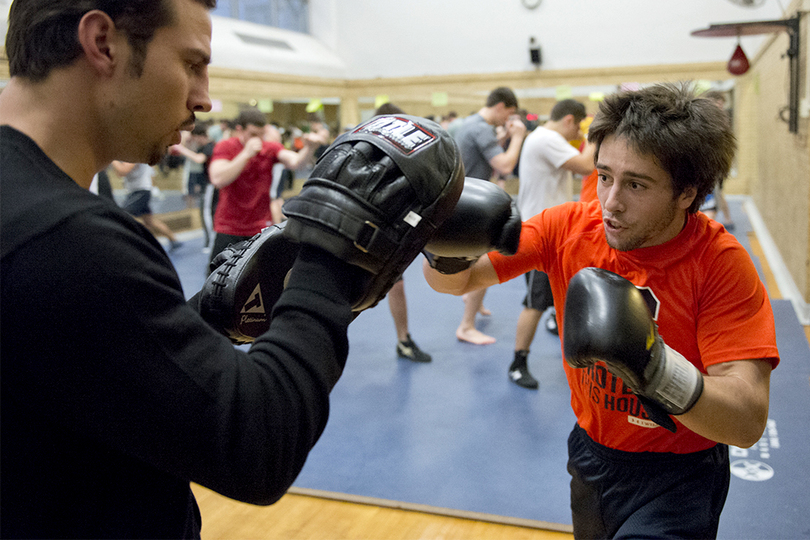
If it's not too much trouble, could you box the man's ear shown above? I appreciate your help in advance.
[76,10,121,77]
[678,186,698,210]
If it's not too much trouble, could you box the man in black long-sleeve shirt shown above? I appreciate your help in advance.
[0,0,359,537]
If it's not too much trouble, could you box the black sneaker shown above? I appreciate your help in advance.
[509,365,539,389]
[397,335,432,363]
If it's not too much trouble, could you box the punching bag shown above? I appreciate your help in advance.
[728,43,750,75]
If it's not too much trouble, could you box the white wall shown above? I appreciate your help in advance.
[0,0,788,80]
[210,15,348,77]
[310,0,786,79]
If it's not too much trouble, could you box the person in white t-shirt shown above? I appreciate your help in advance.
[508,100,596,389]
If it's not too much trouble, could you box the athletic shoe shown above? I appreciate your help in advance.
[396,335,432,363]
[509,365,539,389]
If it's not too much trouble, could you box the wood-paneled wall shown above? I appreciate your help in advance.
[201,61,732,129]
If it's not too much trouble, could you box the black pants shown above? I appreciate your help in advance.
[567,424,730,539]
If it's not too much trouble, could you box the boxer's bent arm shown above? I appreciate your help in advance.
[678,358,772,448]
[422,254,500,296]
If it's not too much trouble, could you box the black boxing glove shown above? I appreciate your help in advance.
[283,115,464,312]
[422,177,521,274]
[563,267,704,432]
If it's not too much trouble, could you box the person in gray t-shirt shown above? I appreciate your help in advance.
[452,87,526,345]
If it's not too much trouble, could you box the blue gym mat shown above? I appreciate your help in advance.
[167,199,810,538]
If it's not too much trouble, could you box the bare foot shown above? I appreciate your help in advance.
[456,327,496,345]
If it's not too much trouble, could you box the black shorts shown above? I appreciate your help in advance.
[123,189,152,217]
[187,173,208,195]
[567,424,730,539]
[522,270,553,311]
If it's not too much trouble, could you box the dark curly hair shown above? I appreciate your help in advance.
[588,82,736,213]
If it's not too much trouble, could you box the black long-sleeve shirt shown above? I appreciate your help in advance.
[1,126,354,538]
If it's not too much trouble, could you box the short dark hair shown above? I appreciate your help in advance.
[587,82,736,214]
[236,108,267,129]
[485,87,519,109]
[550,99,586,123]
[5,0,217,81]
[374,103,405,116]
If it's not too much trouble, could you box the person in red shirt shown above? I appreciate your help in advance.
[424,82,778,539]
[208,108,327,267]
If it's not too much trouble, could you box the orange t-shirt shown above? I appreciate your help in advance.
[488,200,779,453]
[579,170,598,203]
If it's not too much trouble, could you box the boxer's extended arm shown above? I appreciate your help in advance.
[422,177,521,275]
[423,254,500,296]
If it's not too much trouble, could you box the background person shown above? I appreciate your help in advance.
[451,86,527,345]
[508,99,595,389]
[113,160,183,251]
[207,107,327,268]
[172,124,216,248]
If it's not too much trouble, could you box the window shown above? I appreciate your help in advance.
[212,0,309,33]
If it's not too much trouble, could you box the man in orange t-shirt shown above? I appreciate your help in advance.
[424,83,779,539]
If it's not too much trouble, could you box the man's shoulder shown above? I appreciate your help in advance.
[261,140,284,156]
[527,125,567,145]
[462,113,487,128]
[455,115,493,145]
[1,171,126,259]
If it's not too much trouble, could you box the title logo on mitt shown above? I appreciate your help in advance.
[353,116,436,155]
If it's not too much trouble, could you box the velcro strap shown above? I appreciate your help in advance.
[283,178,408,270]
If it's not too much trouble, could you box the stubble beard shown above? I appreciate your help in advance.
[603,203,680,252]
[146,144,165,167]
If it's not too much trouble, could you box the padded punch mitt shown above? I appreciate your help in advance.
[283,114,465,311]
[199,223,300,344]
